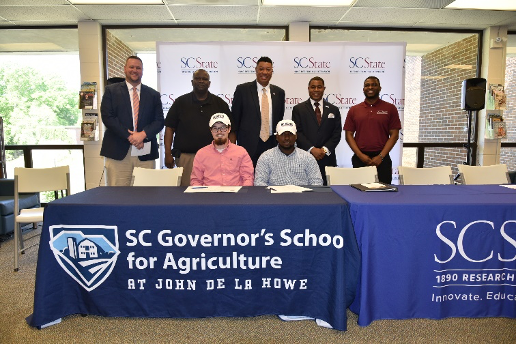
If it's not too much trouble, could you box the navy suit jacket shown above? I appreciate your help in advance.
[292,98,342,167]
[232,80,285,158]
[100,82,164,161]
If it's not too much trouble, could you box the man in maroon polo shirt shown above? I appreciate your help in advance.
[343,76,401,184]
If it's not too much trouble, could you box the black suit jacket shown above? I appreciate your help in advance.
[100,82,164,161]
[292,98,342,167]
[232,81,285,158]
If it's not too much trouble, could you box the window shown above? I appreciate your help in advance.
[105,27,287,84]
[0,28,84,197]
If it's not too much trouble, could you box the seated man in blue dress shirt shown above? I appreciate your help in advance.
[254,119,326,327]
[254,120,323,186]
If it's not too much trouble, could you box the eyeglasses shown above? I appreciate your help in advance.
[211,126,228,133]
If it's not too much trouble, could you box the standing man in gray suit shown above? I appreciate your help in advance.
[292,76,342,185]
[231,56,285,166]
[100,56,164,186]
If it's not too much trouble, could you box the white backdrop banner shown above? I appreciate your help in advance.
[157,41,406,181]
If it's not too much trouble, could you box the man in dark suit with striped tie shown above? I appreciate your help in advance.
[231,56,285,167]
[292,76,342,185]
[100,56,164,186]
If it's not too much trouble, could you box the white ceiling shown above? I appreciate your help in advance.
[1,0,516,54]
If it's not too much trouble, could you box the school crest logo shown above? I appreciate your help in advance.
[49,225,120,291]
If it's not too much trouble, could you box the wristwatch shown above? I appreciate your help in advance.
[378,153,384,161]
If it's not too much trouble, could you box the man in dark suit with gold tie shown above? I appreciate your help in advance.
[100,56,164,186]
[292,76,342,185]
[231,56,285,166]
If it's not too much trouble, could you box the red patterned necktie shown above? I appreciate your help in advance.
[314,102,322,125]
[132,87,139,131]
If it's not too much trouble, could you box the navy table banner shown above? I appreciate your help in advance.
[27,186,360,331]
[331,184,516,326]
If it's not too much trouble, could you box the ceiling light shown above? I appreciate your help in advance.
[69,0,163,4]
[446,0,516,11]
[262,0,354,6]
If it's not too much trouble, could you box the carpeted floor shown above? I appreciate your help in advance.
[1,226,515,344]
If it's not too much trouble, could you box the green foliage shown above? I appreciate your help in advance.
[0,63,80,151]
[40,190,58,204]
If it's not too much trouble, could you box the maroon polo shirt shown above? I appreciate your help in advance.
[343,99,402,152]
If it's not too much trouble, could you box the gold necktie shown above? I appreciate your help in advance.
[260,88,270,142]
[132,87,139,131]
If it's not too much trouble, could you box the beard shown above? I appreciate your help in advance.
[364,91,380,100]
[214,137,228,146]
[278,139,294,151]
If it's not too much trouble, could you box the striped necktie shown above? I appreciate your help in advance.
[132,87,139,131]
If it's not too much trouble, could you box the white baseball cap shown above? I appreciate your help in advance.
[275,120,297,135]
[209,113,231,127]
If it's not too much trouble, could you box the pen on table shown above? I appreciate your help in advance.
[191,186,208,189]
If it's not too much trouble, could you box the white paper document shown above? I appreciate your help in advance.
[267,185,313,193]
[131,142,151,156]
[184,186,242,193]
[278,315,333,329]
[39,318,62,329]
[500,184,516,190]
[362,182,386,188]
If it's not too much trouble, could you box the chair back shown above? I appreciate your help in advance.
[14,166,70,194]
[13,166,70,271]
[132,167,183,186]
[398,166,453,185]
[457,164,510,185]
[325,166,378,185]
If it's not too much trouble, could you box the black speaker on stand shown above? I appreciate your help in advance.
[455,78,486,181]
[461,78,486,111]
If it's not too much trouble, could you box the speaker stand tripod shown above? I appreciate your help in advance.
[454,110,474,182]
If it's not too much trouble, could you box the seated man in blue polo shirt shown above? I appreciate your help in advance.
[254,120,323,186]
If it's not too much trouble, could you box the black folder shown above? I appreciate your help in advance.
[350,183,398,192]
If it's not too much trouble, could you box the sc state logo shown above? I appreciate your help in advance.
[49,225,120,291]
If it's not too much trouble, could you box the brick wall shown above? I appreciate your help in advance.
[404,56,421,143]
[418,34,478,173]
[402,56,422,167]
[501,57,516,171]
[106,31,135,79]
